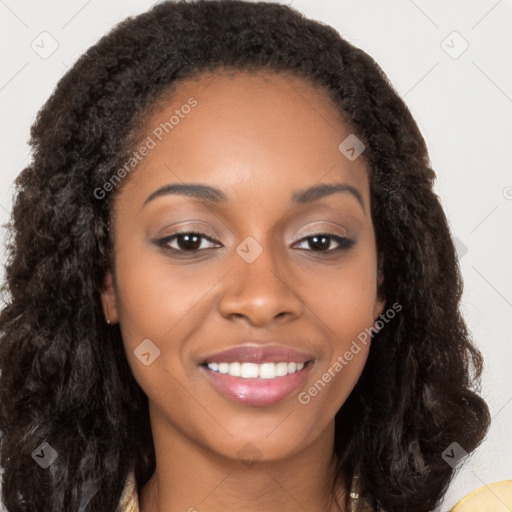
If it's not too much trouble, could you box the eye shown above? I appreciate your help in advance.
[156,231,220,252]
[293,233,355,253]
[155,230,354,255]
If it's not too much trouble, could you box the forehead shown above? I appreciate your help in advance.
[117,69,369,208]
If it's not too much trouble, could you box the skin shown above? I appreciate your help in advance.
[101,69,385,512]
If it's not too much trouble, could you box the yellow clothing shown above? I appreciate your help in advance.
[117,470,512,512]
[450,480,512,511]
[117,471,139,512]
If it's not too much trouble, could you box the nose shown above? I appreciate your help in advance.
[217,239,305,327]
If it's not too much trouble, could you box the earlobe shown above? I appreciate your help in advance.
[377,254,384,288]
[374,258,385,319]
[373,297,386,322]
[100,268,119,325]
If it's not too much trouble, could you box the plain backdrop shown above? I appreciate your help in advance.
[1,1,511,510]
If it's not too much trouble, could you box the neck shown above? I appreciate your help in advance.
[139,405,349,512]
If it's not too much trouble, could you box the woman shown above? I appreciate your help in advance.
[0,1,492,511]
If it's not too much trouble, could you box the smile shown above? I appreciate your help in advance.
[199,344,315,406]
[206,361,305,379]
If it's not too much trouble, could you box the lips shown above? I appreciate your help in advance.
[201,345,313,365]
[199,344,315,407]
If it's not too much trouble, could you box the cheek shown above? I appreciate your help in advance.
[297,278,375,425]
[296,245,378,408]
[112,242,228,395]
[114,238,213,342]
[305,243,379,338]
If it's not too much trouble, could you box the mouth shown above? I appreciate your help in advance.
[199,344,315,407]
[204,360,312,378]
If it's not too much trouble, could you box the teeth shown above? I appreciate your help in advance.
[229,362,241,377]
[206,361,306,379]
[241,363,259,378]
[276,362,288,376]
[260,362,276,379]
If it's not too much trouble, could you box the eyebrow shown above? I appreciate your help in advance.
[143,182,365,211]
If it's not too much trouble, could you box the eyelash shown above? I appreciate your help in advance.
[155,229,355,255]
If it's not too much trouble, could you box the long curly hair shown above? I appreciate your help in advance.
[0,1,490,511]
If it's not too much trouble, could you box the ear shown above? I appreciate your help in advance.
[373,295,385,321]
[373,256,385,320]
[100,268,119,325]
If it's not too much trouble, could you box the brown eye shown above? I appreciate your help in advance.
[174,233,202,251]
[157,231,220,252]
[294,233,355,253]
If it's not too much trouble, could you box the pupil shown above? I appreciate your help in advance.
[179,234,200,251]
[310,235,329,251]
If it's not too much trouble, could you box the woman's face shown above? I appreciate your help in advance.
[102,70,384,462]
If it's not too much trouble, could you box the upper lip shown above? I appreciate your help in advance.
[201,344,315,365]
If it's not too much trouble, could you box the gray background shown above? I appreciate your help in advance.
[1,1,511,510]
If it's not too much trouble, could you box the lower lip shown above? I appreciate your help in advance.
[200,365,311,407]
